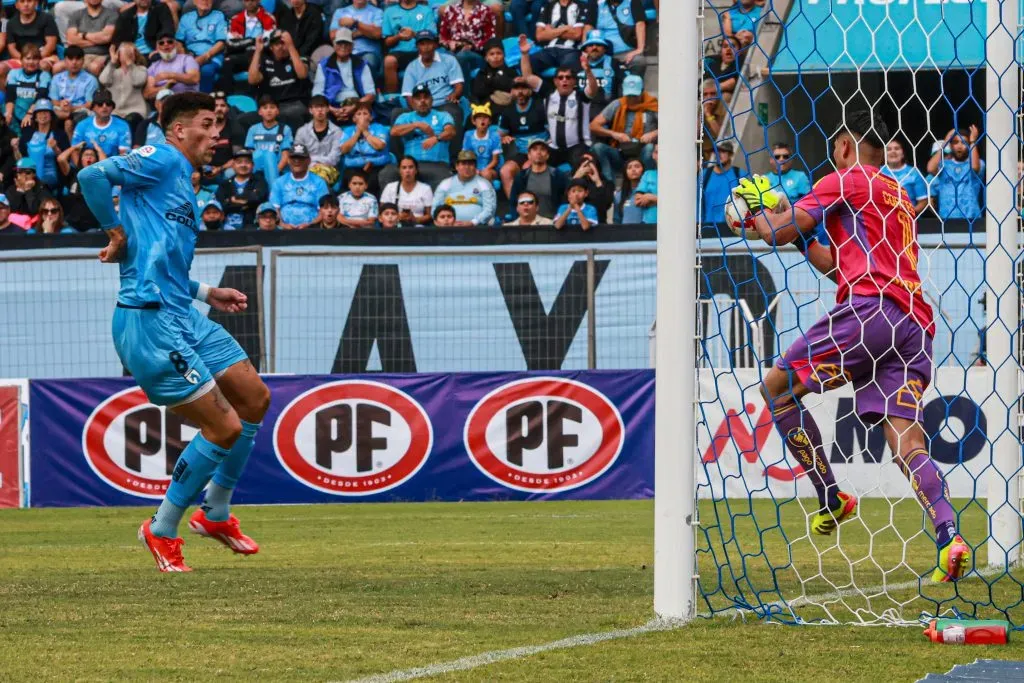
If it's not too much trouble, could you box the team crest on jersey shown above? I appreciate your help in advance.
[137,145,157,157]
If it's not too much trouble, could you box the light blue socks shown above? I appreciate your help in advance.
[202,420,261,522]
[151,432,230,538]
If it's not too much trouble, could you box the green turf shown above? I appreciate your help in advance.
[0,500,1021,682]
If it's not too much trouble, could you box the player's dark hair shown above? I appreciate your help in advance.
[772,142,791,151]
[841,110,888,150]
[160,92,216,131]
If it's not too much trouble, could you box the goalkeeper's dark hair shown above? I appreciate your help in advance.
[840,110,889,150]
[160,92,216,131]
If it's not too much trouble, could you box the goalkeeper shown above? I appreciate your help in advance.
[734,110,969,582]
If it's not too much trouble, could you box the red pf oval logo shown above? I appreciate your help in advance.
[463,378,624,493]
[273,381,432,495]
[82,387,199,499]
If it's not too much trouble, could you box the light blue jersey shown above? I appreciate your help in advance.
[637,168,657,224]
[48,69,99,107]
[382,2,436,53]
[881,164,929,204]
[394,109,453,164]
[245,121,292,185]
[330,3,384,57]
[73,116,132,157]
[766,168,811,202]
[176,9,228,66]
[462,128,502,171]
[270,171,329,225]
[401,53,464,99]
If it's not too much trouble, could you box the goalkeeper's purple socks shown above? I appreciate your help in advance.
[771,399,840,511]
[900,447,957,547]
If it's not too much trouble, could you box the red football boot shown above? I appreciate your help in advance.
[138,519,192,572]
[188,509,260,555]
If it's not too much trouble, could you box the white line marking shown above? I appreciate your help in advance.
[343,618,686,683]
[348,566,1012,682]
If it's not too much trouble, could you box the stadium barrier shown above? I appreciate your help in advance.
[0,382,24,508]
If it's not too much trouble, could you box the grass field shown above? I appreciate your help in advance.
[1,499,1023,682]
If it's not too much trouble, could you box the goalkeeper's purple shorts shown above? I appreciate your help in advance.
[776,295,933,422]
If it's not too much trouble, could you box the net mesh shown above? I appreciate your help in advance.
[694,0,1024,625]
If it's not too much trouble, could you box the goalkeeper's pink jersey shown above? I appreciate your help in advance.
[794,165,935,336]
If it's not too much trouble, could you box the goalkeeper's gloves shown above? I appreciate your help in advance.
[735,174,781,212]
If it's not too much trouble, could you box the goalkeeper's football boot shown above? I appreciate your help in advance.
[810,492,859,536]
[138,519,192,572]
[188,509,260,555]
[931,535,971,583]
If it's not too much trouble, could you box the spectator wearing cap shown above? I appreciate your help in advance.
[273,0,324,62]
[881,138,929,214]
[7,0,59,68]
[506,190,553,225]
[295,95,343,185]
[577,30,625,113]
[496,77,549,197]
[144,31,201,97]
[337,170,379,228]
[99,43,148,133]
[216,147,269,229]
[134,88,172,147]
[56,141,99,230]
[7,157,50,217]
[339,102,390,193]
[329,0,384,76]
[201,199,226,230]
[470,38,518,108]
[245,94,294,185]
[5,44,51,136]
[248,30,309,133]
[49,45,99,131]
[765,141,811,204]
[589,73,657,181]
[700,140,739,225]
[432,150,497,226]
[19,99,69,190]
[377,202,400,229]
[382,84,456,189]
[219,0,277,90]
[401,30,464,115]
[462,103,502,182]
[0,194,14,232]
[439,0,497,84]
[634,142,657,224]
[270,143,330,229]
[111,0,176,59]
[61,0,118,76]
[308,193,341,229]
[380,155,434,226]
[382,0,438,94]
[70,89,130,163]
[176,0,227,92]
[530,0,592,74]
[554,178,598,229]
[509,138,568,219]
[256,201,279,229]
[312,28,376,113]
[586,0,648,76]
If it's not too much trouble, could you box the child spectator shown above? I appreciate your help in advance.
[470,38,518,107]
[309,193,342,230]
[339,170,379,228]
[377,202,400,229]
[245,94,293,186]
[554,178,598,230]
[6,44,51,135]
[256,201,279,230]
[200,199,226,230]
[462,103,502,182]
[432,203,456,227]
[216,147,269,230]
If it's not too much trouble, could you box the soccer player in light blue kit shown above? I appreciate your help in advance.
[80,92,271,573]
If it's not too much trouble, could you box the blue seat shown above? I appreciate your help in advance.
[557,163,571,175]
[503,35,539,68]
[227,94,257,113]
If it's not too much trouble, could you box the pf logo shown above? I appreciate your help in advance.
[83,387,199,498]
[273,381,432,495]
[464,378,624,493]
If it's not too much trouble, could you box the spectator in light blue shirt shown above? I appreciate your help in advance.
[176,0,228,91]
[383,0,437,93]
[329,0,384,75]
[765,142,811,203]
[722,0,761,48]
[401,30,464,106]
[926,126,984,222]
[71,90,131,159]
[270,143,330,228]
[381,83,457,189]
[700,141,740,225]
[881,139,929,213]
[48,45,98,127]
[555,179,600,230]
[635,143,657,224]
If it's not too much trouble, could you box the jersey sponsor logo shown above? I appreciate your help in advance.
[274,380,433,495]
[137,145,157,157]
[463,378,624,493]
[82,387,200,499]
[165,201,197,229]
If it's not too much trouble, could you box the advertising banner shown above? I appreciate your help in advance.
[698,367,995,500]
[28,371,655,508]
[0,385,20,508]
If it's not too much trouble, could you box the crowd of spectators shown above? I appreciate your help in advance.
[0,0,660,237]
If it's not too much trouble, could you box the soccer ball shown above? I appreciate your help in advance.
[724,192,761,240]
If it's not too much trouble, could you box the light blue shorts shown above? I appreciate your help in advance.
[112,305,248,407]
